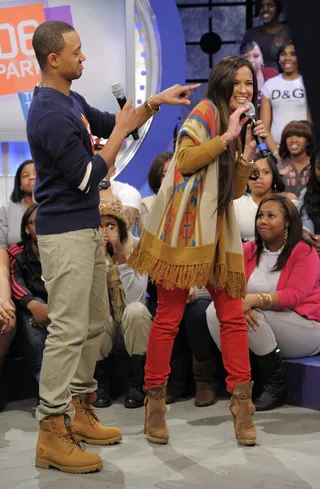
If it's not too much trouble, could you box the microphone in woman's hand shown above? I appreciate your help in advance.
[244,102,269,158]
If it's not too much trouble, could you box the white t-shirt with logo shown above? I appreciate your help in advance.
[261,74,307,144]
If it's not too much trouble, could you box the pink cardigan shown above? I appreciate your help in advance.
[244,241,320,321]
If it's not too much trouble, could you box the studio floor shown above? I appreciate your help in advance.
[1,397,320,489]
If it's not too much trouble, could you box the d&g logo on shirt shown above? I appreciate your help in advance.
[271,88,305,100]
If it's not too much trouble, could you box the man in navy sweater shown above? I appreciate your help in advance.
[27,20,199,474]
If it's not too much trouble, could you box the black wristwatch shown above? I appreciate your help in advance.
[99,180,111,190]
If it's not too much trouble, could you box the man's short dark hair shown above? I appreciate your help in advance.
[32,20,75,69]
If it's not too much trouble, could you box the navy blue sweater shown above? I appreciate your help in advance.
[27,87,115,235]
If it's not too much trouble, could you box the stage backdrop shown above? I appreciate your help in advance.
[0,0,187,203]
[0,0,128,141]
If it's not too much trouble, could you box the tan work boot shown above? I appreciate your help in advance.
[35,415,103,473]
[72,393,122,445]
[144,383,169,444]
[230,382,256,446]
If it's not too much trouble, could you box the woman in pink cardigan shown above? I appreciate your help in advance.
[207,194,320,411]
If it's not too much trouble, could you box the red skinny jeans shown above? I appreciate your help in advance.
[144,284,251,394]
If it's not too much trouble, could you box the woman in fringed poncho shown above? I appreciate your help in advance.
[129,56,268,447]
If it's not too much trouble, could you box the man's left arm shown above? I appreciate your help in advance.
[83,84,201,138]
[134,83,201,129]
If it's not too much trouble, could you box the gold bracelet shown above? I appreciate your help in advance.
[240,153,254,165]
[221,132,235,146]
[257,294,264,308]
[264,293,273,309]
[144,96,160,116]
[259,293,273,309]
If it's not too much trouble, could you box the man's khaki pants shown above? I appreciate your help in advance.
[36,228,109,422]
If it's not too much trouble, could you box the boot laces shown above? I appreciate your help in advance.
[81,404,101,427]
[51,421,85,450]
[62,430,85,451]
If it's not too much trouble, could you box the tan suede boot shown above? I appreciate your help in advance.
[72,393,122,445]
[144,383,169,444]
[229,382,256,446]
[35,415,103,473]
[193,358,217,407]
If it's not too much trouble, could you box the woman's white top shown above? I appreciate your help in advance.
[247,246,282,294]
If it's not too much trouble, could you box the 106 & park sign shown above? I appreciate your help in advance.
[0,2,73,120]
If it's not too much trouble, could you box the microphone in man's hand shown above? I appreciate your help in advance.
[111,82,139,141]
[244,102,269,158]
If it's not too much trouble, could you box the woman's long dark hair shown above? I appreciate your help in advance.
[206,56,258,214]
[148,152,173,194]
[21,203,38,244]
[301,152,320,234]
[253,194,302,271]
[11,160,34,203]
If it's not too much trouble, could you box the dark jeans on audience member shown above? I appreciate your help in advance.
[18,298,47,374]
[148,297,216,363]
[183,299,216,362]
[175,299,226,391]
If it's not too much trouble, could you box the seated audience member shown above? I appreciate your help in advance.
[239,40,278,110]
[234,154,296,241]
[94,138,142,231]
[242,0,290,71]
[298,152,320,254]
[0,160,35,409]
[277,120,314,196]
[137,151,173,234]
[207,195,320,411]
[95,198,152,409]
[8,203,48,386]
[0,160,36,249]
[260,41,310,159]
[0,249,16,411]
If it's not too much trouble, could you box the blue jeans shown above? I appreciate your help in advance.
[18,298,48,374]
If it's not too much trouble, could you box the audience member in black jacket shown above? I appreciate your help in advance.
[8,203,48,382]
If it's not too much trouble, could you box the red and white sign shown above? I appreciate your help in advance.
[0,3,45,96]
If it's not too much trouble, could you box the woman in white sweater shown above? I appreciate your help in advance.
[234,154,296,241]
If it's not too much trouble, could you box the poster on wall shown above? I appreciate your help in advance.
[0,0,129,142]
